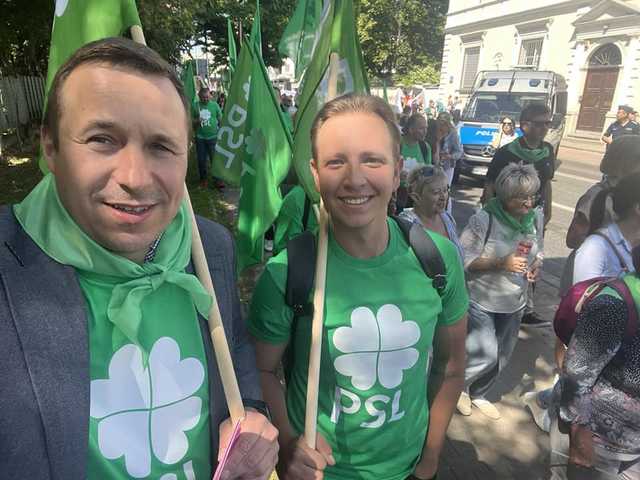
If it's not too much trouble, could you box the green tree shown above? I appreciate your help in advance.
[356,0,447,82]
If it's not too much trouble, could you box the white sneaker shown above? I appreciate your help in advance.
[523,391,551,432]
[471,398,501,420]
[456,392,472,416]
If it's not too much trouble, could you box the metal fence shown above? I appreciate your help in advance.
[0,76,46,131]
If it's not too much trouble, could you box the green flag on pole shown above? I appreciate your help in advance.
[227,17,237,77]
[278,0,327,80]
[292,0,370,202]
[249,0,262,57]
[181,60,197,113]
[40,0,142,173]
[237,40,292,271]
[212,1,263,186]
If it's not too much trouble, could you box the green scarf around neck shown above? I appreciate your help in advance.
[13,174,212,346]
[506,137,550,163]
[484,197,536,238]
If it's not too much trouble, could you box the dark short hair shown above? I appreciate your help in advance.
[618,105,633,114]
[519,103,551,124]
[600,135,640,176]
[406,113,427,130]
[44,37,190,149]
[311,93,401,161]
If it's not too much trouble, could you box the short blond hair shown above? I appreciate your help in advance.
[310,93,401,161]
[495,163,540,202]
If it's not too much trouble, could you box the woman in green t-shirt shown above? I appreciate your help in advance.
[248,94,469,480]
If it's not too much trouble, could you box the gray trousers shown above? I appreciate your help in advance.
[464,301,524,399]
[549,412,640,479]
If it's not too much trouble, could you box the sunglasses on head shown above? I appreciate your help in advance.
[417,165,437,177]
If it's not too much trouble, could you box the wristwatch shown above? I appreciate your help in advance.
[242,399,271,421]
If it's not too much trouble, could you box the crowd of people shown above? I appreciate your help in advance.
[1,36,639,480]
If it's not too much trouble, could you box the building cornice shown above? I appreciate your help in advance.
[445,0,592,35]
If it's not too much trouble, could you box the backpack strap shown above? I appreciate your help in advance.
[302,196,311,231]
[592,231,630,273]
[393,216,447,295]
[285,230,316,318]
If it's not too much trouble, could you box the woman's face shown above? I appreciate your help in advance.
[311,112,400,232]
[504,193,535,218]
[502,118,514,135]
[415,179,449,215]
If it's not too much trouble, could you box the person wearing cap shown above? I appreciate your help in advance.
[601,105,640,148]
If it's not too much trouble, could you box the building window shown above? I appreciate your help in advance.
[461,46,480,91]
[518,38,543,68]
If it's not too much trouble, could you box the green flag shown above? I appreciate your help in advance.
[249,0,262,57]
[212,2,262,186]
[181,60,197,113]
[292,0,369,202]
[40,0,142,173]
[278,0,326,80]
[211,45,253,186]
[237,41,292,271]
[227,17,237,77]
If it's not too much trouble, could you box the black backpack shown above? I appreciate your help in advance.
[282,216,447,381]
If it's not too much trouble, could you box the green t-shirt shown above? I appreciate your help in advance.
[248,219,469,479]
[401,141,431,172]
[273,185,318,255]
[194,100,222,140]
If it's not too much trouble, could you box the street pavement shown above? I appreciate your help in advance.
[441,145,604,480]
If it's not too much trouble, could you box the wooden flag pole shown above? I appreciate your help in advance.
[131,25,246,423]
[304,52,340,449]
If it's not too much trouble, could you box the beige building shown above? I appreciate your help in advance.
[438,0,640,136]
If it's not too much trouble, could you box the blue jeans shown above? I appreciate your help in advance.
[464,302,524,399]
[195,137,216,181]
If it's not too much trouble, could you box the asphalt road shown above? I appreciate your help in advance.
[452,144,604,288]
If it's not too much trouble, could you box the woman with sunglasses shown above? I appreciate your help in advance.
[457,163,545,420]
[400,165,464,260]
[491,116,519,148]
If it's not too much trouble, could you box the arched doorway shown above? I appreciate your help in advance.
[577,43,622,132]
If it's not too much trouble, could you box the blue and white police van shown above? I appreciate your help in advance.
[456,70,567,179]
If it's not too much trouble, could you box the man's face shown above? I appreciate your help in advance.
[42,64,189,262]
[631,112,637,122]
[521,113,551,143]
[407,117,427,142]
[311,112,400,231]
[199,89,210,103]
[616,108,630,122]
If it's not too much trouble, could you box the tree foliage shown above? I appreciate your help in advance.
[356,0,447,84]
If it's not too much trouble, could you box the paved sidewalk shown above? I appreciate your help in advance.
[439,277,559,480]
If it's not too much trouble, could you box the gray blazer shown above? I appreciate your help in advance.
[0,206,261,479]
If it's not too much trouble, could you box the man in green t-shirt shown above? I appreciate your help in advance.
[397,114,432,210]
[273,185,318,255]
[193,87,223,188]
[249,94,468,480]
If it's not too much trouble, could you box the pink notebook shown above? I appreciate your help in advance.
[212,419,243,480]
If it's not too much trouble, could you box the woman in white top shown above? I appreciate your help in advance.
[573,172,640,284]
[458,163,545,420]
[491,116,519,149]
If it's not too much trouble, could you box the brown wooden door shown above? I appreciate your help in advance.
[577,67,619,131]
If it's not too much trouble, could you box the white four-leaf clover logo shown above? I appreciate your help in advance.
[199,108,212,127]
[333,304,420,391]
[244,127,266,158]
[90,337,205,478]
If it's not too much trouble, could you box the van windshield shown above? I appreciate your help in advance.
[462,93,547,123]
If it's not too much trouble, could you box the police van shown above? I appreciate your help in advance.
[456,70,567,179]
